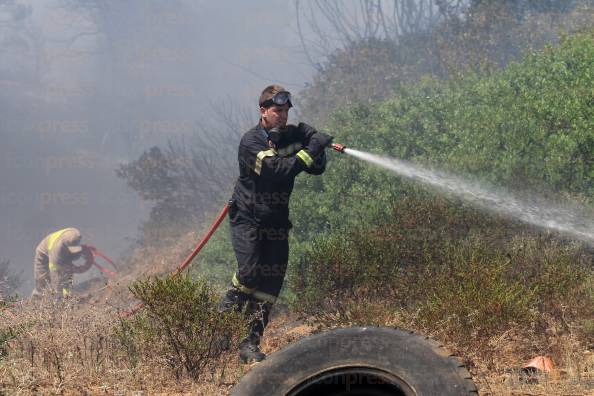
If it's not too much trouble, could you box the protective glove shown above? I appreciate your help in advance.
[269,124,299,145]
[298,122,318,141]
[305,132,333,158]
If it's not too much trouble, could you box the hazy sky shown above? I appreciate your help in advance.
[0,0,328,291]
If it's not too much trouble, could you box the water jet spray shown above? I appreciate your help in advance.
[330,143,594,246]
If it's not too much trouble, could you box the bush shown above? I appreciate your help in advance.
[291,30,594,250]
[291,195,594,360]
[287,33,594,364]
[298,1,591,123]
[116,275,247,380]
[291,193,524,308]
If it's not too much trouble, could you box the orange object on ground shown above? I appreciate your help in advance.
[522,356,555,373]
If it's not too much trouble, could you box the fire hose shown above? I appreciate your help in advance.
[120,143,346,317]
[120,201,232,317]
[83,244,118,279]
[0,245,118,318]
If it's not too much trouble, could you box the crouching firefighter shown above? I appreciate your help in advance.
[31,227,94,300]
[219,85,333,363]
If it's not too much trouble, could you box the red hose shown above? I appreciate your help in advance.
[172,202,231,276]
[93,250,119,271]
[93,261,117,278]
[82,244,118,278]
[120,201,231,317]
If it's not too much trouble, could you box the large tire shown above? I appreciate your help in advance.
[232,327,477,396]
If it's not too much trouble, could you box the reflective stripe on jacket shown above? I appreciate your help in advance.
[36,228,82,271]
[231,123,326,226]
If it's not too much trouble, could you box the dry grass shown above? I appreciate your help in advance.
[299,298,594,395]
[471,331,594,395]
[2,296,593,395]
[2,229,592,395]
[0,294,315,395]
[0,296,236,395]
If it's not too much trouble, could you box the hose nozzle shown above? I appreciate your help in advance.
[331,143,346,153]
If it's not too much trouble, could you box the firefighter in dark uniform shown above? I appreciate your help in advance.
[219,85,333,363]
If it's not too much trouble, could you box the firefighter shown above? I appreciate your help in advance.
[31,227,93,300]
[219,85,333,363]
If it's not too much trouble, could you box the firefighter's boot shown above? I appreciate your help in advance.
[238,301,271,363]
[218,287,248,313]
[239,341,266,363]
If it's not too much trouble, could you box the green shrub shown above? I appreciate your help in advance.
[291,30,594,250]
[116,275,247,380]
[412,236,536,339]
[290,194,524,310]
[299,1,590,124]
[288,33,594,359]
[291,195,594,357]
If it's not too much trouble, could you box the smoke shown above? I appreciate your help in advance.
[0,0,317,293]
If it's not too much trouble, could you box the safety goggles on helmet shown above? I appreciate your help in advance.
[261,91,292,108]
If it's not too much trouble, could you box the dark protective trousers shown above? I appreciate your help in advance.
[220,210,290,346]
